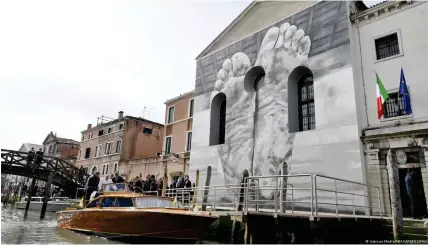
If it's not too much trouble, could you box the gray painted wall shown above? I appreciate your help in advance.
[190,1,367,213]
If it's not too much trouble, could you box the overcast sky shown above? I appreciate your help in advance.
[0,0,381,150]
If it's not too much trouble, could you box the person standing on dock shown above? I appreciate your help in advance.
[134,176,143,193]
[112,172,124,183]
[405,167,419,219]
[85,172,100,205]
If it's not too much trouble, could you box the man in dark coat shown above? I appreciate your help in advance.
[112,172,124,183]
[183,175,192,203]
[149,175,158,195]
[143,174,151,192]
[27,148,35,165]
[134,176,143,193]
[184,175,192,188]
[34,148,44,171]
[85,172,100,205]
[405,168,418,219]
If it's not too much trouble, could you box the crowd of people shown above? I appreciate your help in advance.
[83,171,195,204]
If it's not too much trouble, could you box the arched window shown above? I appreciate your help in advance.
[210,93,226,146]
[288,66,315,133]
[244,66,265,93]
[298,74,315,131]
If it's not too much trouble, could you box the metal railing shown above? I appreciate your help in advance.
[165,183,246,211]
[159,173,383,219]
[243,174,383,219]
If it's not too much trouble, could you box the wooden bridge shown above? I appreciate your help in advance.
[1,149,88,191]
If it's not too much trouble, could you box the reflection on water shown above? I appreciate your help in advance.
[1,207,119,244]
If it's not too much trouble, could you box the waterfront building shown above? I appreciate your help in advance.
[42,132,80,164]
[350,1,428,217]
[18,143,43,153]
[127,91,195,184]
[76,111,164,180]
[189,0,376,213]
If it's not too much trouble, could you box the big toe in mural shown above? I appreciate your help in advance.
[251,23,311,198]
[211,52,255,186]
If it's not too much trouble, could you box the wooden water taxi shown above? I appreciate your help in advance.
[56,183,218,240]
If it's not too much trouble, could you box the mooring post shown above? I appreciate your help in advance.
[231,169,249,244]
[244,220,253,244]
[162,164,168,197]
[202,166,211,211]
[193,169,200,205]
[280,162,288,213]
[386,149,403,240]
[24,178,37,218]
[238,169,249,212]
[40,171,54,219]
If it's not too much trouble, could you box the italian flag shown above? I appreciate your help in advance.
[376,73,389,119]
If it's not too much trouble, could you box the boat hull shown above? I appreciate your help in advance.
[57,208,217,240]
[16,202,70,212]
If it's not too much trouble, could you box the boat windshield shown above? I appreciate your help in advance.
[134,197,180,208]
[102,183,128,192]
[116,198,133,207]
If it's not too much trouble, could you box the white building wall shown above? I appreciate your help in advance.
[351,1,428,216]
[355,2,428,127]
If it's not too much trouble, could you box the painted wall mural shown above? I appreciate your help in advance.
[190,1,367,212]
[210,22,311,199]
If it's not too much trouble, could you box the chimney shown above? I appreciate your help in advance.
[87,124,92,130]
[118,111,124,119]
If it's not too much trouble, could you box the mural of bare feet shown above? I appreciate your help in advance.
[252,23,311,198]
[211,22,312,197]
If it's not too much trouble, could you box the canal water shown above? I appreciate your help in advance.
[1,206,222,244]
[1,206,119,244]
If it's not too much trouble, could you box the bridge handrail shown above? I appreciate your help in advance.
[1,149,89,187]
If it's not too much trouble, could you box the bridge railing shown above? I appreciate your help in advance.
[1,149,88,186]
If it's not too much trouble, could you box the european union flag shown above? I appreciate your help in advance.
[399,67,412,115]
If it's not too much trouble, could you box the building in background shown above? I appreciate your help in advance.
[350,1,428,217]
[76,111,164,180]
[42,132,80,164]
[127,91,195,184]
[18,143,43,153]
